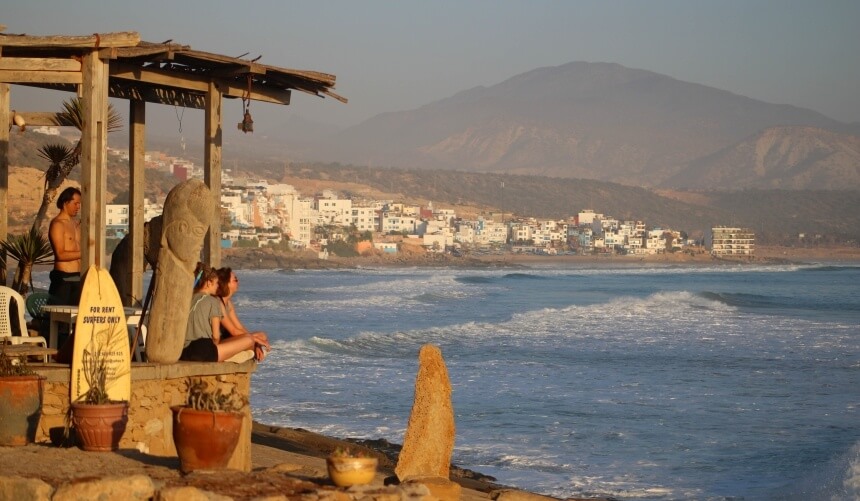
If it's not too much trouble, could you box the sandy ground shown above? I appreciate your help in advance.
[0,422,520,500]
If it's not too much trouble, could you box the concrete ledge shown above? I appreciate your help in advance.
[33,361,257,471]
[31,360,257,383]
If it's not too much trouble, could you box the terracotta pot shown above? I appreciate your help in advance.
[171,406,244,473]
[0,375,45,446]
[70,401,129,451]
[326,456,378,487]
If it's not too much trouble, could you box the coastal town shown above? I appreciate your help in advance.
[103,143,755,259]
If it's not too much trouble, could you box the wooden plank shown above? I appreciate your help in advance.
[0,32,140,48]
[219,80,291,105]
[13,112,61,126]
[0,57,81,71]
[0,69,82,84]
[0,344,58,358]
[110,62,209,92]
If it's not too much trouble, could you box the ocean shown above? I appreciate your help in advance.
[35,262,860,499]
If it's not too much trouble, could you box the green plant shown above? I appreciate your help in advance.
[30,97,124,233]
[0,346,37,377]
[184,378,247,413]
[0,227,54,295]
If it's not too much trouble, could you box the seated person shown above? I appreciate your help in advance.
[180,263,270,363]
[215,267,270,361]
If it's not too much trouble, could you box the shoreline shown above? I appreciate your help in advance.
[221,244,860,271]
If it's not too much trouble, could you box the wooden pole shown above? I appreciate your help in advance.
[80,51,109,270]
[0,83,9,286]
[128,100,146,305]
[203,81,222,267]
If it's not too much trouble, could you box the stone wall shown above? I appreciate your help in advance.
[36,361,256,471]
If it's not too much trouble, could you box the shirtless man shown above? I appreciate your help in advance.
[48,187,83,305]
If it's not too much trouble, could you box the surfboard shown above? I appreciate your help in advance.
[70,265,132,403]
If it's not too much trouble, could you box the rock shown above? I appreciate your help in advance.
[401,476,461,500]
[490,488,560,500]
[0,475,54,501]
[52,474,154,501]
[395,344,455,482]
[158,485,233,501]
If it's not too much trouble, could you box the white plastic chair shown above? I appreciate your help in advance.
[0,286,50,361]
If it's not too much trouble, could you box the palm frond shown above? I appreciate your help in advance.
[38,144,75,185]
[0,228,54,266]
[56,97,124,133]
[37,143,75,165]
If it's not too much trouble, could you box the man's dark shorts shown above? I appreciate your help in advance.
[48,270,81,305]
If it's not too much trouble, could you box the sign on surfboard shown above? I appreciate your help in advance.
[70,265,132,403]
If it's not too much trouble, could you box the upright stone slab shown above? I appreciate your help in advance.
[395,344,456,481]
[145,180,214,364]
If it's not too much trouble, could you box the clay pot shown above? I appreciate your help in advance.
[326,456,378,487]
[70,401,129,451]
[172,406,243,473]
[0,375,45,446]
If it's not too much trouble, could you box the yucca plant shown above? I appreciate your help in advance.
[30,97,123,232]
[32,143,75,232]
[0,228,54,295]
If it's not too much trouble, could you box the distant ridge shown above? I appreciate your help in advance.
[667,126,860,189]
[295,62,856,189]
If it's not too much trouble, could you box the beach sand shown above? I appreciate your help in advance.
[0,421,567,500]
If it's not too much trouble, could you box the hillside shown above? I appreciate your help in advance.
[3,132,179,234]
[265,161,859,244]
[7,132,858,245]
[667,126,860,189]
[293,62,856,189]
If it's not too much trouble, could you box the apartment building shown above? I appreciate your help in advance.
[706,226,755,257]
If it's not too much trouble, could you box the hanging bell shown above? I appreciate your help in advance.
[238,110,254,133]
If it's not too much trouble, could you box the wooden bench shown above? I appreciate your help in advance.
[1,343,58,363]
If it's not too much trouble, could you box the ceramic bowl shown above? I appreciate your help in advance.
[326,456,378,487]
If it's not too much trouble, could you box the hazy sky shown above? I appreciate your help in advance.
[4,0,859,133]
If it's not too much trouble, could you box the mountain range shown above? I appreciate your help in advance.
[278,61,860,190]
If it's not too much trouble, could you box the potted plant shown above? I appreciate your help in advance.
[69,334,130,451]
[326,446,379,487]
[172,378,247,473]
[0,346,45,446]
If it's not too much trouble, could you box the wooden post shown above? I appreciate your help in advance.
[203,81,222,267]
[0,83,8,285]
[128,100,146,305]
[79,51,109,270]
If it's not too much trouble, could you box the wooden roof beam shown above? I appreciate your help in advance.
[8,111,61,127]
[0,69,82,84]
[0,32,141,48]
[108,82,206,109]
[0,57,81,71]
[111,62,291,105]
[218,80,290,105]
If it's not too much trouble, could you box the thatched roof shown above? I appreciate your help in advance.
[0,31,346,109]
